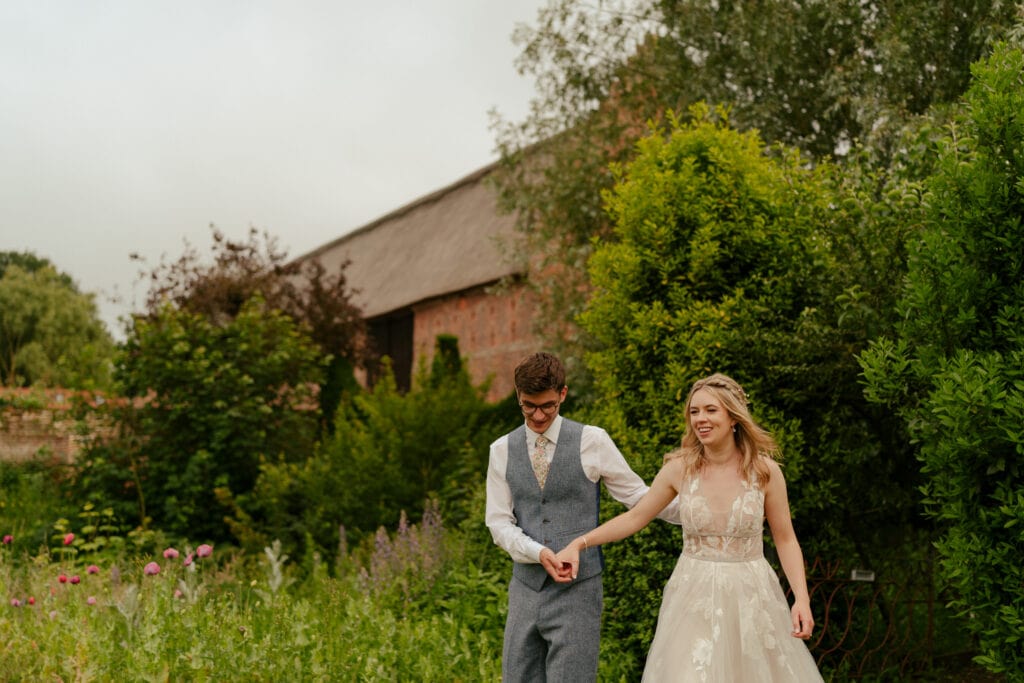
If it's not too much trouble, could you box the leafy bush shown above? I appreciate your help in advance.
[859,44,1024,677]
[247,336,519,560]
[74,297,323,542]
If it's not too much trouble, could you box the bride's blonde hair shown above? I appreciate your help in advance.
[667,373,778,487]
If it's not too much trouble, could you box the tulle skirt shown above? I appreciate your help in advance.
[642,554,823,682]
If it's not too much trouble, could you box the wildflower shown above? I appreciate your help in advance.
[87,596,97,606]
[196,544,213,558]
[48,610,58,619]
[2,534,12,544]
[143,562,160,576]
[70,575,81,585]
[87,565,100,575]
[27,597,35,605]
[163,547,179,559]
[174,589,184,599]
[10,598,21,607]
[183,553,194,567]
[63,533,75,546]
[58,574,68,584]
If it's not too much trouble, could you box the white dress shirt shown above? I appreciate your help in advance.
[486,414,680,564]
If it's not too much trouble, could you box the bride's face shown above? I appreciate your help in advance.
[688,389,735,448]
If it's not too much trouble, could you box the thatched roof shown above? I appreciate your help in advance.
[296,163,522,319]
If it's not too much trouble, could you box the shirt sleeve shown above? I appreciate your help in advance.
[581,425,681,524]
[485,435,547,563]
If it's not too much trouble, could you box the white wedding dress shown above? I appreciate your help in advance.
[642,475,823,682]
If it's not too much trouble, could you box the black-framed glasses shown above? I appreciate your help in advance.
[519,399,562,416]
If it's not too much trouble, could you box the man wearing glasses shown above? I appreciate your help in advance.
[486,352,679,682]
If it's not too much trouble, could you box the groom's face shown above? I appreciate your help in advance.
[518,386,566,434]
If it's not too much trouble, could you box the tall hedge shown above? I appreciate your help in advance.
[859,45,1024,677]
[580,106,839,666]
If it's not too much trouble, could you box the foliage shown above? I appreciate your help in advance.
[0,462,77,557]
[0,251,76,288]
[247,336,519,560]
[859,44,1024,676]
[0,259,114,390]
[491,0,1019,387]
[74,297,323,543]
[0,502,508,682]
[134,226,368,433]
[576,106,933,664]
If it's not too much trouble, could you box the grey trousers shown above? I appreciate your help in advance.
[502,573,603,683]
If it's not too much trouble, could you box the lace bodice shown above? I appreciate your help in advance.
[679,475,764,562]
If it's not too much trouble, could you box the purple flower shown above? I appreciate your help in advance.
[2,534,12,545]
[69,575,81,585]
[163,547,179,559]
[196,544,213,558]
[143,561,161,576]
[86,596,97,606]
[10,598,21,607]
[87,565,100,575]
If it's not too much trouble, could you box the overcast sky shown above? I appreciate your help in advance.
[0,1,547,336]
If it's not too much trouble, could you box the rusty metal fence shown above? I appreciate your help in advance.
[790,556,951,679]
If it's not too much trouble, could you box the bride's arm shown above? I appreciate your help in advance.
[764,458,814,640]
[555,458,682,579]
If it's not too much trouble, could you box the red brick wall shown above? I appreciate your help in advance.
[413,282,539,401]
[0,390,113,464]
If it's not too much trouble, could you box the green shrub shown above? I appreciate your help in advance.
[248,336,519,561]
[860,44,1024,677]
[74,297,323,542]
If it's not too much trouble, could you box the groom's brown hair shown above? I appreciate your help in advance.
[513,352,566,395]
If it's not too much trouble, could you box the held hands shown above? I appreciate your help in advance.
[790,600,815,640]
[539,548,574,583]
[552,537,585,581]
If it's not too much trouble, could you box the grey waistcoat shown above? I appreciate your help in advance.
[506,418,604,591]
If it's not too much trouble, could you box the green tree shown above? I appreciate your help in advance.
[492,0,1018,377]
[77,298,323,541]
[578,107,930,669]
[136,226,368,434]
[859,45,1024,677]
[0,257,114,390]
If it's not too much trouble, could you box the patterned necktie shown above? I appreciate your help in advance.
[531,434,550,488]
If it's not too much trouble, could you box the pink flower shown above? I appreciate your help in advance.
[143,561,160,576]
[163,547,180,559]
[63,533,75,546]
[87,565,100,575]
[183,553,194,567]
[58,574,68,584]
[69,575,80,585]
[10,598,21,607]
[174,589,184,599]
[2,534,12,544]
[27,597,35,606]
[86,596,97,606]
[196,544,213,558]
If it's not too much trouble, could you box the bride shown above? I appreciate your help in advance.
[555,373,823,681]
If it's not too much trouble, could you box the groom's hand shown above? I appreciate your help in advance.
[540,548,573,583]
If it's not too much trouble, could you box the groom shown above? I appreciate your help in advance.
[485,352,679,681]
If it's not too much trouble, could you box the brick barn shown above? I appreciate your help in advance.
[296,163,539,401]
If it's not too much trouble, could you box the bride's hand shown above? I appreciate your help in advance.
[554,541,582,580]
[790,600,814,639]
